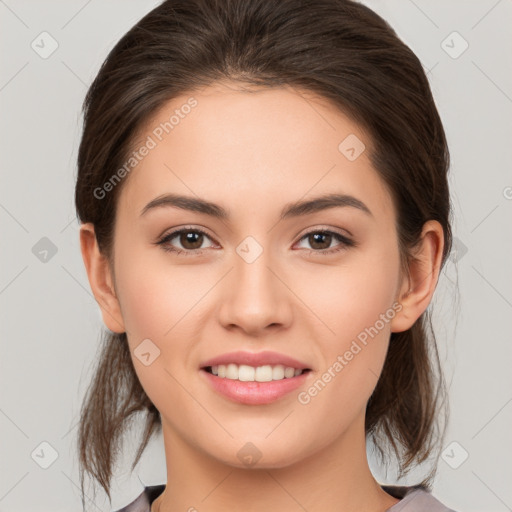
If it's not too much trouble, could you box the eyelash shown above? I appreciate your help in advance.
[155,226,356,257]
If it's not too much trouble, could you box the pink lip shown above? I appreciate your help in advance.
[200,350,311,370]
[200,368,311,405]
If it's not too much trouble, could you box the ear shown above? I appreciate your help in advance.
[79,223,126,333]
[390,220,445,333]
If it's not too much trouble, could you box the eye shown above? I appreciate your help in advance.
[295,229,355,255]
[155,227,355,257]
[155,227,216,255]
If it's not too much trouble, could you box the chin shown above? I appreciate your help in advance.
[209,438,311,470]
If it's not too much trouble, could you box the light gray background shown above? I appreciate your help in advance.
[1,1,511,511]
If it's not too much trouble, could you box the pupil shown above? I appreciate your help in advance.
[311,233,330,249]
[182,232,202,249]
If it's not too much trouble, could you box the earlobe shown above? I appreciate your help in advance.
[390,220,444,333]
[79,223,126,333]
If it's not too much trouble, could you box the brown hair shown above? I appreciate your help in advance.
[74,0,453,508]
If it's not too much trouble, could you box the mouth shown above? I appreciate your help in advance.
[202,364,312,382]
[200,364,312,405]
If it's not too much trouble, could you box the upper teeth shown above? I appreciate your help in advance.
[211,364,303,382]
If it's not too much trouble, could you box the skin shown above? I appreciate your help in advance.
[80,81,444,512]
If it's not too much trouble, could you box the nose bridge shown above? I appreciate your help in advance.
[218,235,291,332]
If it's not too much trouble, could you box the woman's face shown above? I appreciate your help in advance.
[109,82,408,467]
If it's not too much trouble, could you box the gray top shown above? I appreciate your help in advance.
[114,483,458,511]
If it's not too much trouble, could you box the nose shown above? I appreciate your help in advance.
[218,248,293,336]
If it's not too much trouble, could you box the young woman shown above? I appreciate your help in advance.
[75,0,458,510]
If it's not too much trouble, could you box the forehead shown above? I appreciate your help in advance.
[118,82,393,222]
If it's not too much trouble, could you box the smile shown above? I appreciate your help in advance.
[201,366,312,405]
[205,363,310,382]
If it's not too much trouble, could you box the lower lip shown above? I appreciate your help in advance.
[200,369,311,405]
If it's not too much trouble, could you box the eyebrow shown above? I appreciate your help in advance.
[140,192,373,220]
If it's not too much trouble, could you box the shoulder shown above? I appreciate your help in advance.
[114,484,165,512]
[382,484,459,512]
[114,483,459,512]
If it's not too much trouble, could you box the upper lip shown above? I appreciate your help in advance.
[201,350,311,370]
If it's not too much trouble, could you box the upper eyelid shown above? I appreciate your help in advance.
[161,226,217,244]
[295,225,353,240]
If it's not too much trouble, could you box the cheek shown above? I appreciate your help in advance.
[113,240,208,340]
[301,241,400,402]
[345,267,398,338]
[303,245,400,344]
[112,250,206,405]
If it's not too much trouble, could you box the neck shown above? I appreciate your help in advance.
[153,412,400,512]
